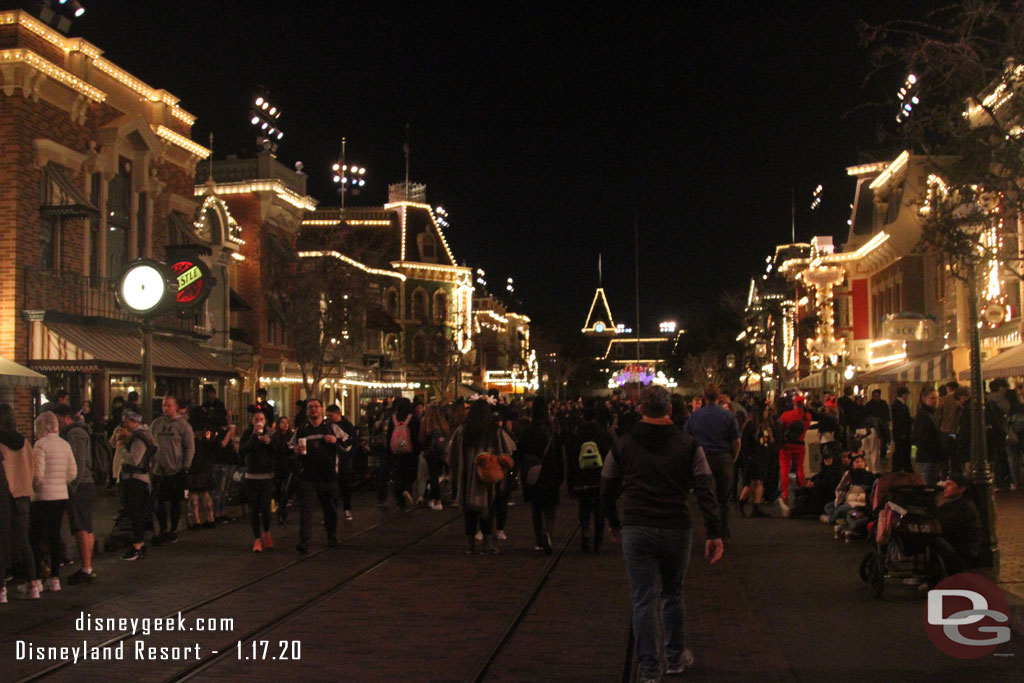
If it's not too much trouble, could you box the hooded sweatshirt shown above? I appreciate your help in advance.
[0,430,34,498]
[601,421,721,538]
[150,415,195,476]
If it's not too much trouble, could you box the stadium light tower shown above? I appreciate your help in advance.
[331,137,366,212]
[250,90,283,154]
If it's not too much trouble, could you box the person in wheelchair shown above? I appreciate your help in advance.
[932,472,982,575]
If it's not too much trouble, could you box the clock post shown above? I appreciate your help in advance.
[116,259,176,423]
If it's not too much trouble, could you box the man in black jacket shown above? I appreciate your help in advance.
[891,386,914,473]
[602,386,723,682]
[289,398,347,552]
[933,472,982,575]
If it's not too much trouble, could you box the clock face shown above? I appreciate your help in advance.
[119,261,168,316]
[594,322,605,334]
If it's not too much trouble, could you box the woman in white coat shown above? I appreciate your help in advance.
[30,411,76,593]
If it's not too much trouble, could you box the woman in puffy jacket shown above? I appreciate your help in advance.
[30,411,76,593]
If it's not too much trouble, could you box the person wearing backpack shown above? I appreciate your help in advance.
[448,398,514,554]
[418,403,450,511]
[567,403,613,553]
[119,411,156,561]
[386,397,420,510]
[518,397,565,556]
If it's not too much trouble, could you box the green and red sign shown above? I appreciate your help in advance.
[171,258,213,308]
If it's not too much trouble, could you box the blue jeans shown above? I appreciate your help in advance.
[621,526,693,679]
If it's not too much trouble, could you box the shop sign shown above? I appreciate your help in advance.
[881,317,936,342]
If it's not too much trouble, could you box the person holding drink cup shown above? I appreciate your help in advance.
[288,398,348,553]
[240,411,277,552]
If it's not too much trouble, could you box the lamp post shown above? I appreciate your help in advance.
[332,137,366,215]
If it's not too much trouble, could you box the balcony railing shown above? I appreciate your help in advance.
[23,268,208,335]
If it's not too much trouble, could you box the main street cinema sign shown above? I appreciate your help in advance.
[171,258,213,309]
[881,317,937,342]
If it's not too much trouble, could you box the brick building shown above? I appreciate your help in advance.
[0,9,234,430]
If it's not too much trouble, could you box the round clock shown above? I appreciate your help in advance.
[117,259,173,317]
[594,322,606,334]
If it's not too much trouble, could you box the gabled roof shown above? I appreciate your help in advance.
[582,288,615,334]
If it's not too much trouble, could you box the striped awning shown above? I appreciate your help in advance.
[0,354,47,389]
[795,371,825,389]
[31,322,237,378]
[958,343,1024,380]
[860,351,952,384]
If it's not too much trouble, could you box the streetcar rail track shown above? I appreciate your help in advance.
[467,523,580,683]
[165,513,462,682]
[15,509,454,682]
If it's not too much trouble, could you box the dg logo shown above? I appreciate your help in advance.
[925,573,1012,658]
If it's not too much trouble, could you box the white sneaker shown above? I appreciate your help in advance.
[17,580,41,600]
[474,530,484,542]
[430,501,443,511]
[344,510,353,521]
[45,577,61,592]
[777,499,790,518]
[819,514,829,524]
[496,530,507,541]
[666,647,694,674]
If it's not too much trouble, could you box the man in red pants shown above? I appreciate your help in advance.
[778,395,811,515]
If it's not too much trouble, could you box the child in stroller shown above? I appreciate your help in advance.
[860,484,944,599]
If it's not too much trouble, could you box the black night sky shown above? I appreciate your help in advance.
[71,1,928,345]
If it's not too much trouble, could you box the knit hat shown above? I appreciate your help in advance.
[123,410,143,424]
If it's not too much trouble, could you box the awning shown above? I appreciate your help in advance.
[0,355,47,389]
[959,343,1024,380]
[795,371,824,390]
[860,351,952,384]
[229,288,252,312]
[40,162,98,218]
[31,322,237,378]
[366,306,402,333]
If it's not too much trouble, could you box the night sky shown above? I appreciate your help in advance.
[71,1,927,344]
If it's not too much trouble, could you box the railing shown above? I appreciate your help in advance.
[23,268,207,335]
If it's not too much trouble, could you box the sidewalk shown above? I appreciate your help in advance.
[987,490,1024,635]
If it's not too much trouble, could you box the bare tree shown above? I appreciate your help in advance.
[416,323,470,401]
[262,228,376,399]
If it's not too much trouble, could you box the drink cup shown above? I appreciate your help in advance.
[298,437,307,452]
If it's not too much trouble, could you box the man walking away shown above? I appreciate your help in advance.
[603,385,723,683]
[684,383,740,539]
[55,406,96,584]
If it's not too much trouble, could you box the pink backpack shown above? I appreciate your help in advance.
[390,415,413,455]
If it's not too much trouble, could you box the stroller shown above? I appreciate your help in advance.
[860,484,944,598]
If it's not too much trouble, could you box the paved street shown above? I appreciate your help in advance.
[2,487,1022,682]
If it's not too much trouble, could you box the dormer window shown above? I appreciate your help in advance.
[417,232,437,262]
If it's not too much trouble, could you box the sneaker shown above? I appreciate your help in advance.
[430,501,443,511]
[474,530,484,542]
[666,648,694,674]
[252,538,263,553]
[16,580,41,599]
[344,510,353,521]
[44,577,61,592]
[542,533,553,556]
[495,530,507,541]
[819,514,830,524]
[777,499,790,517]
[833,524,843,540]
[295,543,308,554]
[121,547,144,561]
[67,569,96,585]
[402,490,414,508]
[262,532,274,550]
[165,531,179,544]
[0,586,6,603]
